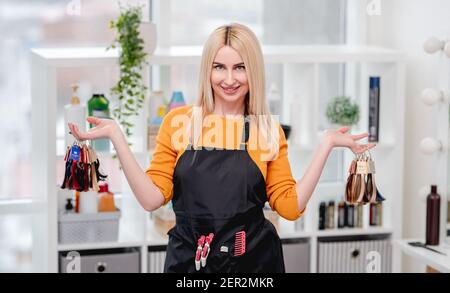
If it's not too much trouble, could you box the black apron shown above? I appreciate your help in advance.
[164,117,285,273]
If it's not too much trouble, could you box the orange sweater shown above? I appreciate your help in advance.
[145,105,303,221]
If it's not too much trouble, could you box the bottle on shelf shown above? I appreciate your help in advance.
[326,201,335,229]
[79,190,98,214]
[87,93,110,152]
[368,76,380,143]
[318,202,326,230]
[64,84,86,146]
[75,191,80,213]
[98,182,116,212]
[426,185,440,245]
[347,204,355,228]
[65,198,74,213]
[370,202,382,226]
[167,91,186,112]
[338,200,346,228]
[356,204,363,228]
[376,202,383,226]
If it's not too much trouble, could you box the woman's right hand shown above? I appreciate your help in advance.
[68,117,121,142]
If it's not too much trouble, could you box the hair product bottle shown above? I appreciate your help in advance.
[426,185,440,245]
[347,204,355,228]
[327,201,335,229]
[88,93,110,151]
[356,204,363,228]
[64,84,86,146]
[338,200,346,228]
[319,202,326,230]
[370,203,377,226]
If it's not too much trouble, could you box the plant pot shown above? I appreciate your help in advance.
[139,21,157,55]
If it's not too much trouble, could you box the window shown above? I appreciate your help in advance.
[0,0,148,200]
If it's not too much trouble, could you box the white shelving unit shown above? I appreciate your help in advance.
[31,45,405,273]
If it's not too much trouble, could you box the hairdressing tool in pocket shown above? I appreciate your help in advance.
[234,230,246,257]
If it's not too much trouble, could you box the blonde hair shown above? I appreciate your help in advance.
[190,23,279,157]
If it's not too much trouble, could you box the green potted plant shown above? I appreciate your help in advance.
[326,96,360,128]
[108,5,149,139]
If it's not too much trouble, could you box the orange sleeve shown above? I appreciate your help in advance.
[145,108,181,205]
[266,125,304,221]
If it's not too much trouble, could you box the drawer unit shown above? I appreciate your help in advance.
[282,238,310,273]
[317,235,391,273]
[59,247,140,273]
[148,245,167,273]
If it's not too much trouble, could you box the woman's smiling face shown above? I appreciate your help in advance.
[210,45,249,105]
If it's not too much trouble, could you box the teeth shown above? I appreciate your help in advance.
[222,86,239,91]
[222,87,239,92]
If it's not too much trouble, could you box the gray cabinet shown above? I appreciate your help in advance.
[282,238,310,273]
[59,248,140,273]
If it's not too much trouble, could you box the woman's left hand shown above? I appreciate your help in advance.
[323,126,376,154]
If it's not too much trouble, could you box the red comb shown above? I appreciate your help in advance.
[234,231,246,256]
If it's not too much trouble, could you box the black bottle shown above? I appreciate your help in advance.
[319,202,326,230]
[65,198,74,213]
[347,204,355,228]
[426,185,440,245]
[338,200,346,228]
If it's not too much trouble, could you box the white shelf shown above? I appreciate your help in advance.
[56,226,394,251]
[31,47,119,68]
[31,44,405,273]
[394,239,450,273]
[315,227,393,238]
[31,45,404,68]
[57,240,144,252]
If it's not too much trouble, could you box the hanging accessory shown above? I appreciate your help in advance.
[60,138,107,192]
[345,150,384,205]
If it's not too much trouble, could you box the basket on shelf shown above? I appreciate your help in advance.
[58,210,121,244]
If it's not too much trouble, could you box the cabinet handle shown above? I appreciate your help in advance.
[96,262,107,273]
[351,249,360,258]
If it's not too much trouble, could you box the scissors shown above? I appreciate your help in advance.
[408,241,447,256]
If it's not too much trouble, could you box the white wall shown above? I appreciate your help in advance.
[365,0,450,272]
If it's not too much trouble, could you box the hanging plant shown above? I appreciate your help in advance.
[108,5,148,138]
[326,96,360,127]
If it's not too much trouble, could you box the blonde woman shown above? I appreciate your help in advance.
[69,23,375,273]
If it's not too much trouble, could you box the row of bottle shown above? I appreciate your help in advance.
[318,200,383,230]
[64,182,116,214]
[64,84,186,151]
[64,84,111,151]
